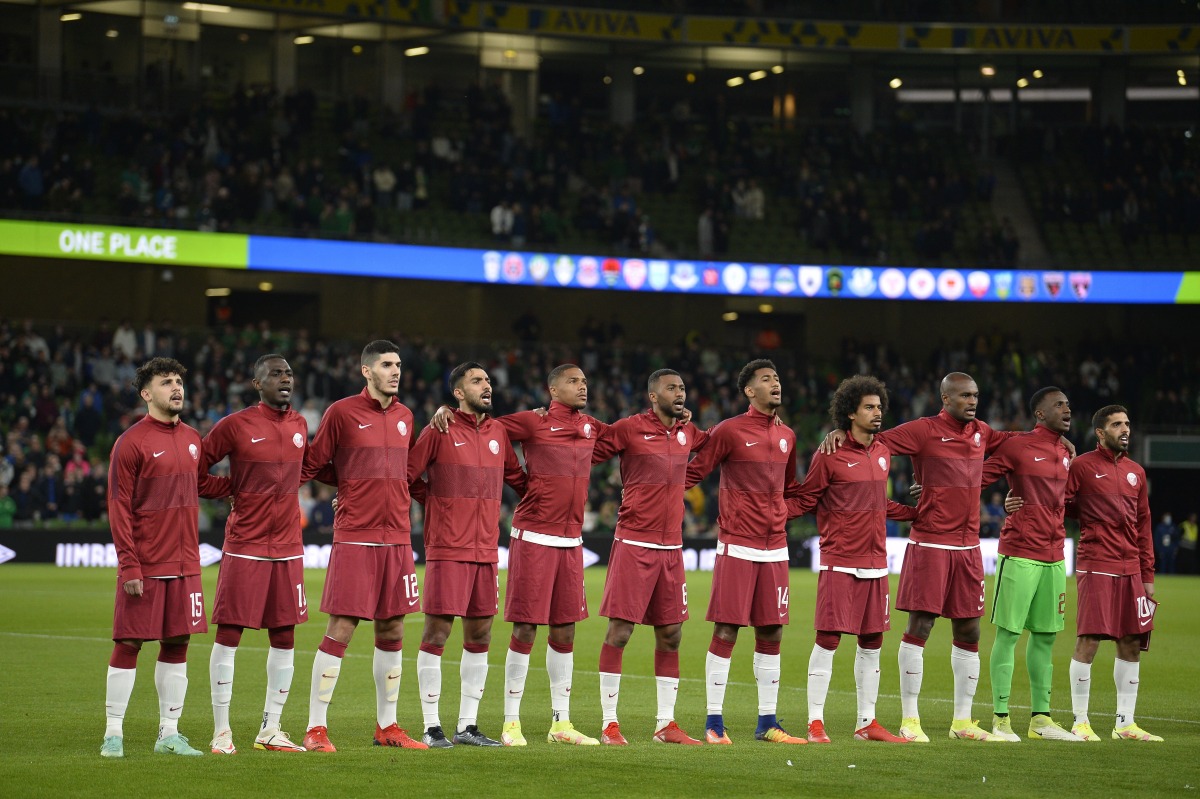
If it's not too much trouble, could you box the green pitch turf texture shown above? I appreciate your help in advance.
[2,566,1197,798]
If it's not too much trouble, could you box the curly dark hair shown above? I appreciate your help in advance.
[133,357,187,392]
[736,359,777,394]
[829,375,889,431]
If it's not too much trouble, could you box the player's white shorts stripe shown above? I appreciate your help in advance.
[510,528,582,548]
[716,541,789,562]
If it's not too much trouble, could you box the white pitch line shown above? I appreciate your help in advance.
[3,631,1196,727]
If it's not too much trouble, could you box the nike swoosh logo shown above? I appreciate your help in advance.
[1139,619,1152,627]
[153,451,166,458]
[1076,678,1090,683]
[408,597,419,606]
[607,693,618,698]
[387,675,400,681]
[999,695,1009,701]
[745,442,759,447]
[643,435,656,440]
[1034,457,1046,461]
[771,679,780,684]
[847,462,859,467]
[905,671,921,675]
[358,423,372,429]
[454,441,466,447]
[550,427,565,432]
[508,690,521,695]
[251,437,266,443]
[564,688,571,693]
[941,437,954,442]
[1129,680,1140,685]
[169,706,182,713]
[278,689,288,694]
[968,676,978,681]
[713,682,726,686]
[1094,473,1108,478]
[192,619,202,626]
[217,681,231,685]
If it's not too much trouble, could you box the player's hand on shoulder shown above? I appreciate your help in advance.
[123,579,144,597]
[1003,490,1024,514]
[680,407,693,425]
[532,406,548,417]
[1061,436,1076,459]
[430,405,455,432]
[818,429,846,455]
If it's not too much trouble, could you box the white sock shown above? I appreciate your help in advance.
[705,651,731,714]
[807,645,836,723]
[503,646,530,723]
[416,648,442,730]
[547,646,573,723]
[209,643,236,735]
[155,660,188,739]
[898,641,924,719]
[1114,658,1140,728]
[753,651,781,715]
[1069,658,1092,724]
[855,646,882,728]
[262,647,294,733]
[950,645,980,721]
[374,646,403,729]
[458,649,489,732]
[655,676,679,729]
[308,649,342,729]
[105,667,136,738]
[600,672,621,725]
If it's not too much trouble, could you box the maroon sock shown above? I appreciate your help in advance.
[318,636,348,658]
[708,635,735,659]
[654,649,680,680]
[599,643,623,673]
[109,642,140,669]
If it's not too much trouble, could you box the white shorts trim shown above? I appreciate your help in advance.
[716,541,789,563]
[226,552,305,562]
[912,541,979,552]
[614,537,681,551]
[821,565,889,578]
[511,528,583,548]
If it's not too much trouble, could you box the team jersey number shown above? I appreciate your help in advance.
[681,584,689,608]
[403,573,420,600]
[1058,592,1067,616]
[189,592,204,621]
[297,583,308,612]
[978,579,987,611]
[776,586,789,611]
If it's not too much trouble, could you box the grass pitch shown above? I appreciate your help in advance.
[1,565,1197,798]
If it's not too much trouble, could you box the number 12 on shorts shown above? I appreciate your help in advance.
[403,573,419,600]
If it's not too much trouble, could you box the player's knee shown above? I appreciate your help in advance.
[656,625,682,650]
[512,623,538,644]
[267,626,295,649]
[548,624,575,646]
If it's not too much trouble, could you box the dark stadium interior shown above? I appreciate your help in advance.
[0,0,1197,567]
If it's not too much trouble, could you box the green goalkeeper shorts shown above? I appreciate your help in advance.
[990,555,1066,634]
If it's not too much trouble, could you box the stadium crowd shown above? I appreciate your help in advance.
[2,314,1197,558]
[0,86,1023,265]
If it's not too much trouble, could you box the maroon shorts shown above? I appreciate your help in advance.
[599,541,689,627]
[814,570,891,635]
[320,543,419,620]
[706,553,790,628]
[112,574,207,641]
[212,555,308,629]
[504,538,587,626]
[896,543,986,619]
[1076,571,1155,648]
[423,560,499,618]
